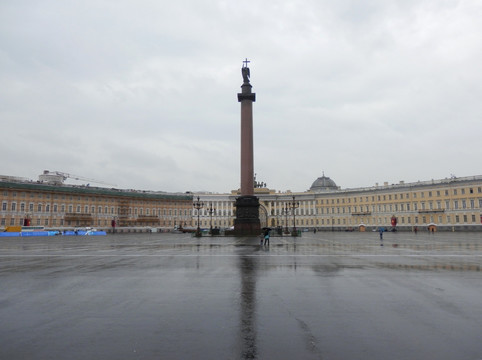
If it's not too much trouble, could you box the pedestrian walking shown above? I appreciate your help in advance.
[379,227,384,246]
[263,228,270,246]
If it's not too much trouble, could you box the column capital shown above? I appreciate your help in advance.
[237,93,256,102]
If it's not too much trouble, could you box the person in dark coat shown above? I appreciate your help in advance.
[263,228,270,246]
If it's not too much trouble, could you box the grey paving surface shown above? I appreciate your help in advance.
[1,231,481,360]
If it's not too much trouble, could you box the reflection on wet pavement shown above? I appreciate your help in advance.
[1,232,481,360]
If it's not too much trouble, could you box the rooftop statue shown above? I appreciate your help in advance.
[242,58,251,84]
[242,67,250,84]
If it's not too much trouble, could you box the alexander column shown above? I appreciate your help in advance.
[234,59,260,235]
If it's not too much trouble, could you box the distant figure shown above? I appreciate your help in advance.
[379,228,383,240]
[414,226,418,234]
[314,228,317,234]
[263,228,270,246]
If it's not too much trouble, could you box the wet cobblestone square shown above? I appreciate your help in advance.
[1,232,481,359]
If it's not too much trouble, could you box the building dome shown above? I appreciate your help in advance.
[310,174,338,192]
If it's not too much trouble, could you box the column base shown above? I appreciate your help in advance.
[233,195,261,236]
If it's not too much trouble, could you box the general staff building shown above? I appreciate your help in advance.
[195,174,482,232]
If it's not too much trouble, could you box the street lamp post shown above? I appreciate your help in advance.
[288,196,300,236]
[207,202,216,234]
[193,196,204,237]
[282,204,290,234]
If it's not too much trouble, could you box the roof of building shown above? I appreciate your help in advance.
[0,180,193,201]
[309,174,338,193]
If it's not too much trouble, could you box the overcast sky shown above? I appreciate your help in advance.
[1,0,481,193]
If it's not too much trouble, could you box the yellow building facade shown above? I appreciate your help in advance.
[195,175,482,232]
[0,178,193,230]
[2,174,482,232]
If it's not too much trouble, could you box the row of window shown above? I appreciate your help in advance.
[268,198,482,215]
[197,213,482,227]
[1,217,193,227]
[276,214,481,226]
[196,209,233,217]
[2,191,189,205]
[1,202,192,216]
[267,187,482,207]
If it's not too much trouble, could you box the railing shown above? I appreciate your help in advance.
[418,209,445,214]
[64,212,93,220]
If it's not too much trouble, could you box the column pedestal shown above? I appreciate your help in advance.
[234,195,260,235]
